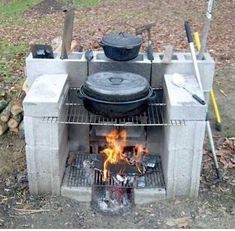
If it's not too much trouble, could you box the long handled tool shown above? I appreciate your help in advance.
[184,21,220,179]
[136,23,155,85]
[194,32,222,131]
[194,0,222,131]
[60,7,75,59]
[198,0,215,60]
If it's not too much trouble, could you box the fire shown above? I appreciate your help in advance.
[101,129,148,181]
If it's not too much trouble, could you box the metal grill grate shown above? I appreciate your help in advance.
[66,153,91,187]
[43,88,185,126]
[63,153,165,189]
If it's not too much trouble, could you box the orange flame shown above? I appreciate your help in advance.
[101,129,148,181]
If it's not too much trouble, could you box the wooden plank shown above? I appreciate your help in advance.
[162,45,174,64]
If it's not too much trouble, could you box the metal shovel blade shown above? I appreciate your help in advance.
[60,7,75,59]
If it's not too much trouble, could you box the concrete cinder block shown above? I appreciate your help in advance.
[26,140,68,177]
[164,74,207,121]
[135,188,166,204]
[61,186,92,202]
[28,172,61,195]
[25,136,68,194]
[23,74,69,117]
[25,52,87,87]
[24,107,68,147]
[61,166,92,201]
[162,121,206,198]
[89,51,151,81]
[152,52,215,91]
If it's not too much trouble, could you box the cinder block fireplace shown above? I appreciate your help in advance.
[23,51,215,206]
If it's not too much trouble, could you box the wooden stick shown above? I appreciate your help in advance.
[0,120,8,136]
[7,113,23,129]
[14,208,50,214]
[0,101,12,122]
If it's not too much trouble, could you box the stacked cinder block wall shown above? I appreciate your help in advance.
[23,74,69,194]
[24,52,215,199]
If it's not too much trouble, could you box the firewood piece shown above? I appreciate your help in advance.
[9,127,19,133]
[0,120,8,136]
[11,91,26,116]
[0,99,9,113]
[22,80,29,94]
[0,89,6,98]
[7,113,23,129]
[0,102,12,122]
[18,120,24,139]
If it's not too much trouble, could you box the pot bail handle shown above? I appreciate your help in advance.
[101,21,136,35]
[119,32,125,37]
[109,77,124,85]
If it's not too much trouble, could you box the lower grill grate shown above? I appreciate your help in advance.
[64,153,165,189]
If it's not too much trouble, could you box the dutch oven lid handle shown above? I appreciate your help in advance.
[109,77,124,85]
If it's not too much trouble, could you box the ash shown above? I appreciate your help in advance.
[93,186,133,215]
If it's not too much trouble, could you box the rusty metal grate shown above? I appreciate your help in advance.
[43,88,185,126]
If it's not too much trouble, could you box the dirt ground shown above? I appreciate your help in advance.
[0,0,235,229]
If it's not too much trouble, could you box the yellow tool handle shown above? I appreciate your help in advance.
[193,32,201,51]
[210,90,222,123]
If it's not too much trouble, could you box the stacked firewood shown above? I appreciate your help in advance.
[0,82,27,136]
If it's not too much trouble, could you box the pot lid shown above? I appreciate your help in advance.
[102,32,142,47]
[83,71,150,101]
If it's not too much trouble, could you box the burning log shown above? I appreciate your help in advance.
[7,113,23,129]
[100,128,150,181]
[0,120,8,136]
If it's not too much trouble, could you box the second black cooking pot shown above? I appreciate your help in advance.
[100,32,142,61]
[78,71,154,117]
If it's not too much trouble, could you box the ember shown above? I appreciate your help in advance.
[101,128,149,181]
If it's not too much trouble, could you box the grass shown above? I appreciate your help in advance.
[0,0,41,25]
[0,1,38,82]
[0,39,27,82]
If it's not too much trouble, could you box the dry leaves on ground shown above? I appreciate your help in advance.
[217,138,235,170]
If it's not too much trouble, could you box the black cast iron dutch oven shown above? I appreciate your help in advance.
[78,71,155,117]
[99,32,143,61]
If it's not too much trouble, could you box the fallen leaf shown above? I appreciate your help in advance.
[175,217,191,228]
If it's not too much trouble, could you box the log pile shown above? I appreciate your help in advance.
[0,81,27,136]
